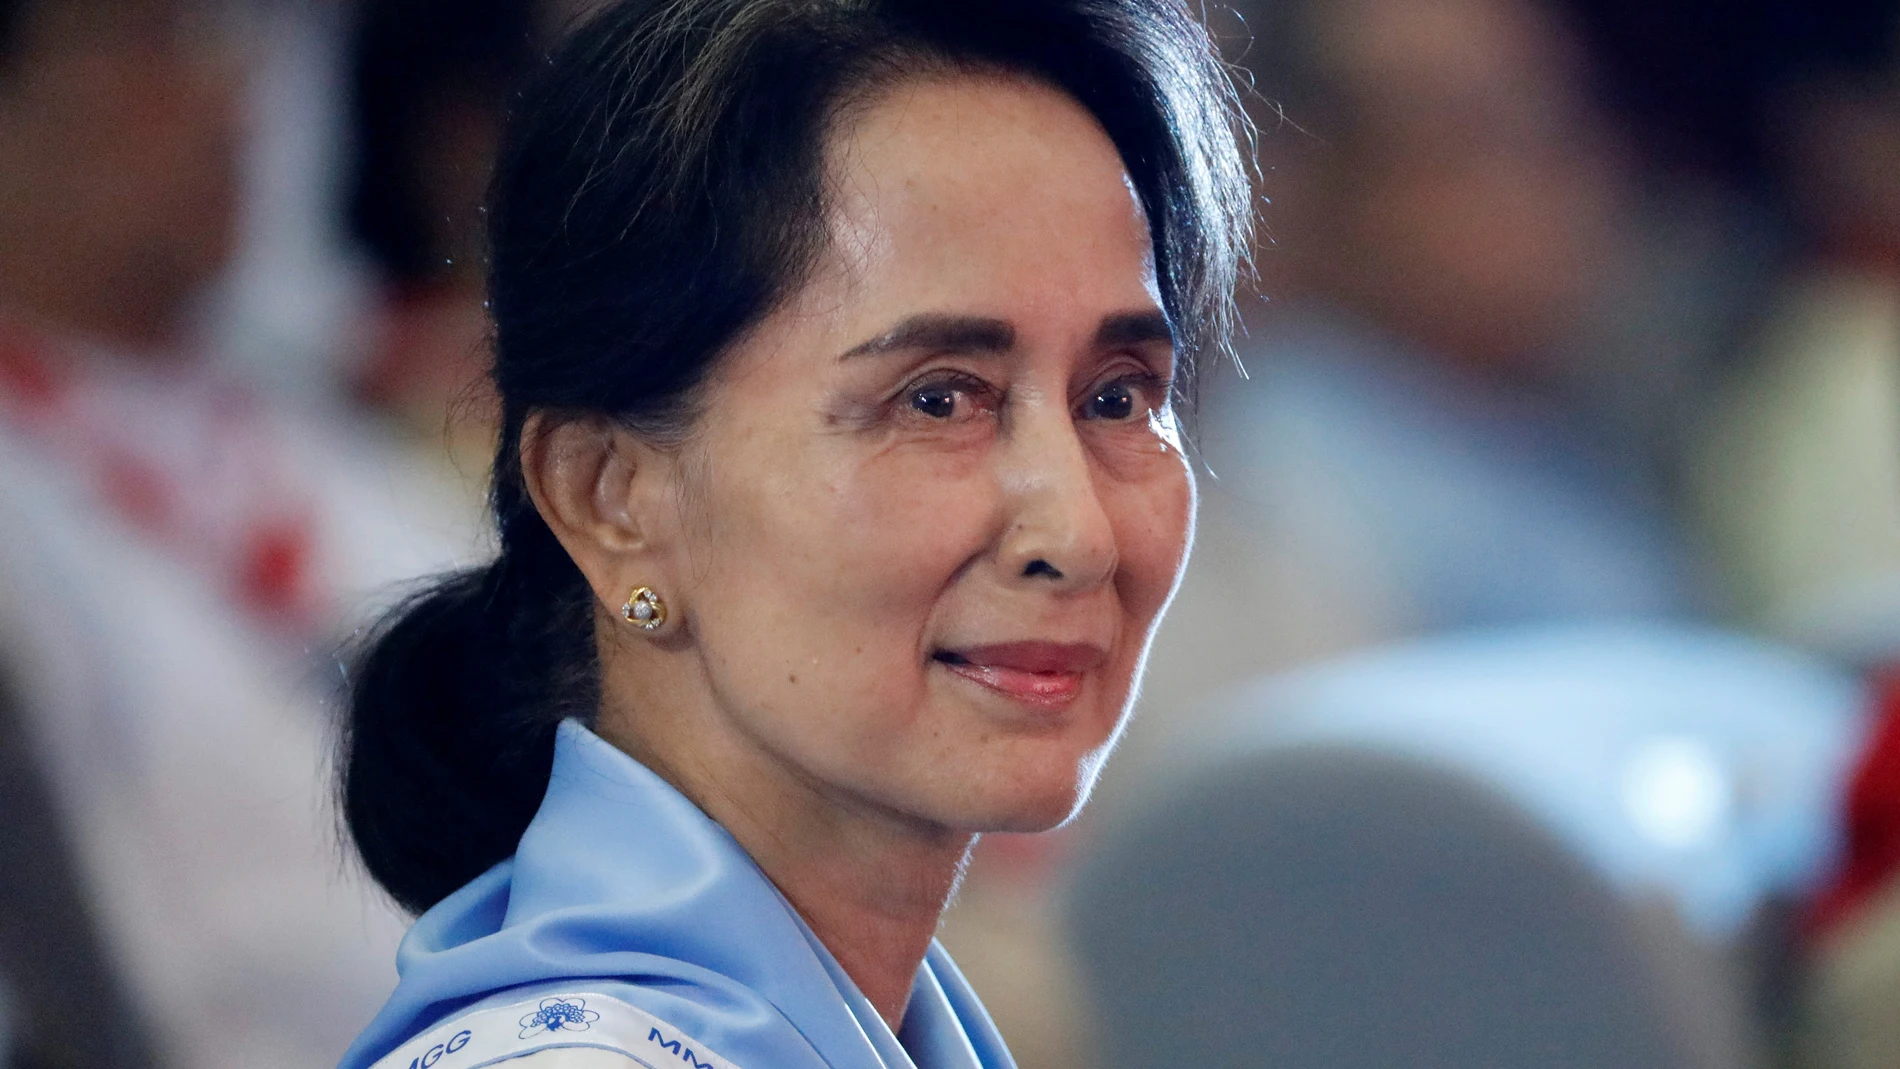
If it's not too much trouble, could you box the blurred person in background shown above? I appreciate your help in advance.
[1691,0,1900,670]
[1131,0,1706,725]
[0,0,473,1064]
[1799,686,1900,1069]
[1675,3,1900,1065]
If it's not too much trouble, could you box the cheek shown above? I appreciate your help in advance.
[826,450,998,608]
[690,433,998,714]
[1111,455,1195,630]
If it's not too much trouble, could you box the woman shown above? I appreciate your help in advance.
[337,1,1250,1066]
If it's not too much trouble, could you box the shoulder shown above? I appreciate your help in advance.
[363,985,819,1069]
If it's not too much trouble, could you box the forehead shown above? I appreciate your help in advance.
[815,72,1159,318]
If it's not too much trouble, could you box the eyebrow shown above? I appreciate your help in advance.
[1094,310,1175,349]
[841,315,1015,360]
[840,309,1174,361]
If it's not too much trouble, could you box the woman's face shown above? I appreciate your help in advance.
[640,74,1192,834]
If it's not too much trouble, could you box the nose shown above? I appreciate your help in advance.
[997,396,1117,592]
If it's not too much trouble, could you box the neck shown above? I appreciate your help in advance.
[598,666,972,1031]
[713,771,973,1030]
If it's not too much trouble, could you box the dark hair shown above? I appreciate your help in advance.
[0,0,20,68]
[342,0,1253,915]
[344,0,539,285]
[1557,0,1900,183]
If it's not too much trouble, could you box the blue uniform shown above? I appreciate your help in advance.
[340,721,1016,1069]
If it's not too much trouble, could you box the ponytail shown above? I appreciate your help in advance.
[340,455,597,914]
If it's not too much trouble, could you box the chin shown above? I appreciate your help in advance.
[949,745,1108,834]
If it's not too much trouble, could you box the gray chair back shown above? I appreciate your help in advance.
[1067,744,1755,1069]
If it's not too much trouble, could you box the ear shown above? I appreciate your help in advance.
[519,412,668,616]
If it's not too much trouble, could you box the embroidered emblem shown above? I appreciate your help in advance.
[517,997,602,1039]
[368,992,744,1069]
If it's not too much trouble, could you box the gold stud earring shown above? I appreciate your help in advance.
[621,586,667,632]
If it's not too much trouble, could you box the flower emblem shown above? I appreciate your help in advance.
[518,996,602,1039]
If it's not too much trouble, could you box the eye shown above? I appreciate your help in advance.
[901,371,997,422]
[1087,382,1137,421]
[911,384,959,418]
[1079,371,1167,422]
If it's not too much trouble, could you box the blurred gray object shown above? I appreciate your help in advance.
[1067,744,1757,1069]
[1170,626,1865,943]
[0,970,12,1069]
[0,672,157,1069]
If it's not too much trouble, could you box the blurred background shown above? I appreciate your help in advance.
[1,0,1898,1066]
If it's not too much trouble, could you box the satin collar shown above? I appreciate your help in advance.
[340,721,1012,1069]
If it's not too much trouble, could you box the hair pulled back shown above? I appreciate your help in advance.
[342,0,1253,915]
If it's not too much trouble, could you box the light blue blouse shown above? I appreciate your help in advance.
[339,721,1015,1069]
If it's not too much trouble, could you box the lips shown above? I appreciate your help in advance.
[932,641,1106,708]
